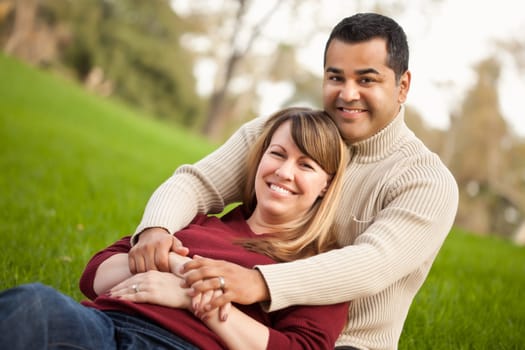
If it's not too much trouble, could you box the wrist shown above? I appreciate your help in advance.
[252,268,270,302]
[168,252,191,277]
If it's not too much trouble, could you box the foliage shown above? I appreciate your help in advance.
[0,0,205,128]
[446,58,525,238]
[2,52,525,350]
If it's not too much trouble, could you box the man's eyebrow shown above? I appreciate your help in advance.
[355,68,380,75]
[325,67,343,74]
[325,67,381,75]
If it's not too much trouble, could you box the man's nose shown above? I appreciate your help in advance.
[338,81,360,101]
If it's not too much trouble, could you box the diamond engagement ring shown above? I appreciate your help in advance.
[132,284,140,293]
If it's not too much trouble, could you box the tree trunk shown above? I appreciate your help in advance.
[201,0,282,141]
[4,0,39,63]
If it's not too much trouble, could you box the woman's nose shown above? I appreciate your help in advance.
[275,161,294,180]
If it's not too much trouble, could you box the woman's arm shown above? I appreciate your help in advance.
[92,249,192,298]
[80,236,133,300]
[93,253,132,295]
[202,303,269,350]
[200,296,348,350]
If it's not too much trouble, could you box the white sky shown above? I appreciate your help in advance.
[172,0,525,136]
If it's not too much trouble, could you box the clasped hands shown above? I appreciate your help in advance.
[127,228,268,320]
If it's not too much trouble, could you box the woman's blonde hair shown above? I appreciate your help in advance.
[240,107,348,262]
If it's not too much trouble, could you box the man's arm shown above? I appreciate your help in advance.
[128,116,268,273]
[132,115,268,240]
[256,163,459,311]
[185,161,459,311]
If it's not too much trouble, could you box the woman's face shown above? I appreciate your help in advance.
[253,121,331,226]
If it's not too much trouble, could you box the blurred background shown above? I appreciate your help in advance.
[2,0,525,244]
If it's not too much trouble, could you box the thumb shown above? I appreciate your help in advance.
[171,236,189,256]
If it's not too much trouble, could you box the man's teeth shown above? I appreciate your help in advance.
[270,184,292,194]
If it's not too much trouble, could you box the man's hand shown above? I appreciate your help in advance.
[129,227,189,273]
[182,255,270,311]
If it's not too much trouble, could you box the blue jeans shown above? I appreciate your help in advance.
[0,283,199,350]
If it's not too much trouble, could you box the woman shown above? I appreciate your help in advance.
[0,107,349,350]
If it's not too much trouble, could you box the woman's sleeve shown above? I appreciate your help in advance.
[79,237,132,300]
[131,116,267,245]
[267,302,350,349]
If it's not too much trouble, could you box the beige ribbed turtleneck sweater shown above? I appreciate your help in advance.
[133,106,459,350]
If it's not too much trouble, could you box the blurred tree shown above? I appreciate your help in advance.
[3,0,38,61]
[404,105,445,154]
[172,0,429,140]
[195,0,284,140]
[1,0,204,127]
[448,57,524,238]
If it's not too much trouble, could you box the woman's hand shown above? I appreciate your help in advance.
[182,255,270,311]
[109,270,192,310]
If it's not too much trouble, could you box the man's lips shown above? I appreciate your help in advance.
[337,106,367,113]
[335,106,368,119]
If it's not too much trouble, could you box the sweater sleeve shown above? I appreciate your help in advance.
[131,116,267,245]
[79,237,132,300]
[266,302,350,350]
[257,161,459,311]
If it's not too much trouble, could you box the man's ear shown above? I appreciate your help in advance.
[398,70,411,104]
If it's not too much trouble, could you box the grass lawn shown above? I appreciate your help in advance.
[0,53,214,297]
[1,53,524,349]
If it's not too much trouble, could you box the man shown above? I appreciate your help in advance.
[128,13,458,350]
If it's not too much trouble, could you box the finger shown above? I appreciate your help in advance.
[204,293,233,311]
[129,246,147,274]
[200,290,214,308]
[188,277,219,295]
[133,245,153,273]
[110,283,138,297]
[154,246,170,272]
[171,237,189,256]
[128,253,138,275]
[184,267,225,288]
[196,289,216,320]
[219,302,231,322]
[191,292,202,312]
[143,246,159,272]
[181,258,205,273]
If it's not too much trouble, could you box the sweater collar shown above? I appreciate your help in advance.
[347,105,413,163]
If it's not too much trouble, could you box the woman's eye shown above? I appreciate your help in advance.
[301,162,315,170]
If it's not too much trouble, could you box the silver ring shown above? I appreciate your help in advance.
[218,276,225,291]
[132,284,139,293]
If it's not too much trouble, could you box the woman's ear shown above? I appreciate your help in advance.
[319,177,332,198]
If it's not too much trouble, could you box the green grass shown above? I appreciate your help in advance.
[400,230,525,349]
[1,53,524,349]
[0,53,215,298]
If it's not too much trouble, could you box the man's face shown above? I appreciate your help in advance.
[322,38,410,143]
